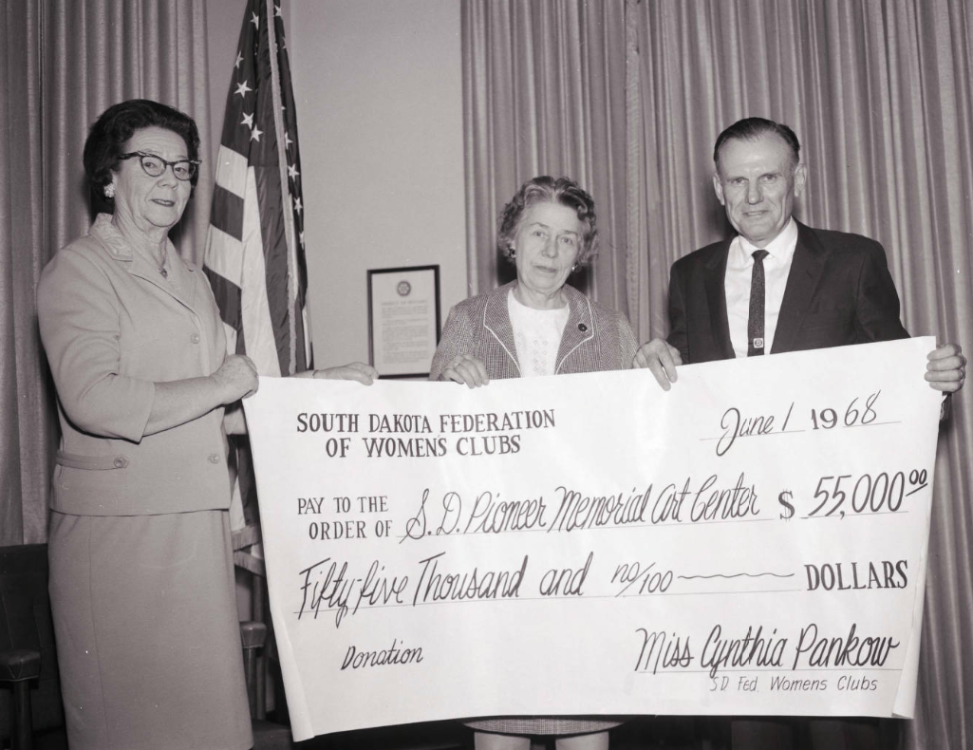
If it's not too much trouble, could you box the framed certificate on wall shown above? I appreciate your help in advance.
[367,265,441,378]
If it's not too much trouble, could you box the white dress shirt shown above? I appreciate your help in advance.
[724,218,799,358]
[507,290,570,377]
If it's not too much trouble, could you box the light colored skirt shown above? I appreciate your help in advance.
[48,509,252,750]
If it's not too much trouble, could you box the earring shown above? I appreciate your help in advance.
[509,246,516,259]
[572,264,578,272]
[104,183,115,198]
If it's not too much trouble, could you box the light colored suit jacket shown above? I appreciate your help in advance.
[429,281,638,380]
[37,214,231,516]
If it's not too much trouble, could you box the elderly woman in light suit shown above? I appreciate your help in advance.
[430,176,635,750]
[431,176,637,389]
[37,99,374,750]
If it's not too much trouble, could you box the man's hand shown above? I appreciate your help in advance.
[442,354,490,388]
[294,362,378,385]
[925,343,966,393]
[634,338,683,391]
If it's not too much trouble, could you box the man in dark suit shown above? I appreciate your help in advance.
[637,117,965,391]
[635,117,964,748]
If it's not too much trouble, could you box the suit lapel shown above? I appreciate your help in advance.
[554,285,593,372]
[704,240,735,360]
[772,221,828,354]
[93,214,200,315]
[483,283,521,375]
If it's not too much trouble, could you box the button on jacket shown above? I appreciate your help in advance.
[37,214,231,516]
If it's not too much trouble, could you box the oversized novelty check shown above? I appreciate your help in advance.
[244,337,941,740]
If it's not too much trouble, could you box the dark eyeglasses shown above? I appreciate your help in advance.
[118,151,200,181]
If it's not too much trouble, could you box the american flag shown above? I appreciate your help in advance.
[204,0,310,378]
[204,0,310,556]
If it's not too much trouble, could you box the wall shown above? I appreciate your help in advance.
[290,0,467,371]
[206,0,243,167]
[208,0,467,371]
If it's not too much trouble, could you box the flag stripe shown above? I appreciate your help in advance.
[223,321,242,356]
[210,184,246,242]
[203,267,243,332]
[294,296,309,371]
[241,166,283,377]
[254,165,291,376]
[214,144,250,198]
[204,225,245,287]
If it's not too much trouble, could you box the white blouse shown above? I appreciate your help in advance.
[724,217,798,358]
[507,290,570,377]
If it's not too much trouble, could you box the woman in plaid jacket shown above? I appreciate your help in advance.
[430,176,636,750]
[431,176,637,388]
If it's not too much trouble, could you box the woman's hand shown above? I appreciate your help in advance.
[212,354,259,403]
[442,354,490,388]
[303,362,378,385]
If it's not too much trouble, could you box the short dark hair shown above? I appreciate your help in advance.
[497,176,599,267]
[713,117,801,170]
[83,99,201,209]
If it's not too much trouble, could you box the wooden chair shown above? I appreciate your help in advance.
[0,649,40,750]
[0,544,66,750]
[242,618,300,750]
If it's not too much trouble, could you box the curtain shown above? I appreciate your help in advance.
[464,1,972,748]
[632,4,972,747]
[462,0,630,308]
[1,0,50,546]
[0,0,212,545]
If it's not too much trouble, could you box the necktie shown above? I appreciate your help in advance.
[747,249,770,356]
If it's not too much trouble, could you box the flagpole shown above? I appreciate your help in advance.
[266,0,299,375]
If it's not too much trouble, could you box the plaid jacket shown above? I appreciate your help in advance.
[429,281,638,380]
